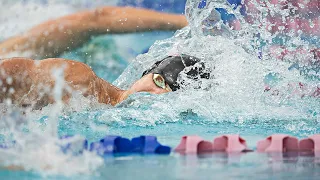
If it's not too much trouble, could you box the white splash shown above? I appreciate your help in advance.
[0,0,319,177]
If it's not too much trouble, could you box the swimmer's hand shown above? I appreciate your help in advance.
[117,74,170,104]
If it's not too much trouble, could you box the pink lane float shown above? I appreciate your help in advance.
[299,134,320,153]
[257,134,299,152]
[175,134,320,154]
[212,134,251,153]
[175,135,213,154]
[175,134,251,154]
[257,134,320,153]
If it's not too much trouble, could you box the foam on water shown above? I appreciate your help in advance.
[114,0,319,124]
[0,0,319,177]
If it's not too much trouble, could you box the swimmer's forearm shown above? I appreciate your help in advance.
[91,6,188,34]
[0,10,97,59]
[0,6,187,59]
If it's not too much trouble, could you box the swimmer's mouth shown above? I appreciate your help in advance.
[153,74,172,92]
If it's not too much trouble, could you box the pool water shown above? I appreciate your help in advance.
[3,153,320,180]
[0,0,320,179]
[1,111,320,179]
[2,122,320,180]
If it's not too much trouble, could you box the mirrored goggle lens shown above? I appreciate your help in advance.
[153,74,172,92]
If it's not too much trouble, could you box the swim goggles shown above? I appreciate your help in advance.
[152,74,172,92]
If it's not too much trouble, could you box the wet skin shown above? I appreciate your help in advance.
[0,6,188,59]
[0,58,168,109]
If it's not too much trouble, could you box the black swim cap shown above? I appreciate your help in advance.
[142,55,210,91]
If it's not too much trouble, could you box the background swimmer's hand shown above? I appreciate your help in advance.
[0,6,188,59]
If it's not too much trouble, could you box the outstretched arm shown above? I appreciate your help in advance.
[0,57,167,108]
[0,6,188,59]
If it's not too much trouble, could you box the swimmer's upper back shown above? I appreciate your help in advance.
[0,57,99,107]
[0,58,95,79]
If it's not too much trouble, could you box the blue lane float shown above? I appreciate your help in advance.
[89,136,133,155]
[131,136,171,154]
[89,135,171,155]
[60,135,88,155]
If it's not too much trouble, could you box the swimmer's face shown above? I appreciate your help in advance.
[130,73,171,94]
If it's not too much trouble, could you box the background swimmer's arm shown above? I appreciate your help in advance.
[92,6,188,33]
[0,6,188,59]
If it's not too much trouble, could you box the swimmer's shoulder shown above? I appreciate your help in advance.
[0,57,96,78]
[0,57,34,62]
[45,58,93,69]
[0,58,36,75]
[0,57,35,67]
[40,58,96,77]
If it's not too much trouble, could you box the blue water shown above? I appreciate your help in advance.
[2,153,320,180]
[1,0,320,179]
[60,31,176,82]
[2,110,320,179]
[2,121,320,179]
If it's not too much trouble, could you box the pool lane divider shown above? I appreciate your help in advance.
[213,135,251,152]
[175,135,251,154]
[89,136,133,154]
[88,135,171,155]
[175,135,213,154]
[131,136,171,154]
[299,134,320,153]
[174,134,320,154]
[2,134,320,156]
[257,134,299,152]
[60,135,88,155]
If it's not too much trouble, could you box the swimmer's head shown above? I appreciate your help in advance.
[119,55,211,103]
[142,55,210,91]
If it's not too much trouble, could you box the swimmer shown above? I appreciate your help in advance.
[0,55,209,109]
[0,6,188,59]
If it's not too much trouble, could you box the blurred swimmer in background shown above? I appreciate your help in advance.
[0,6,188,59]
